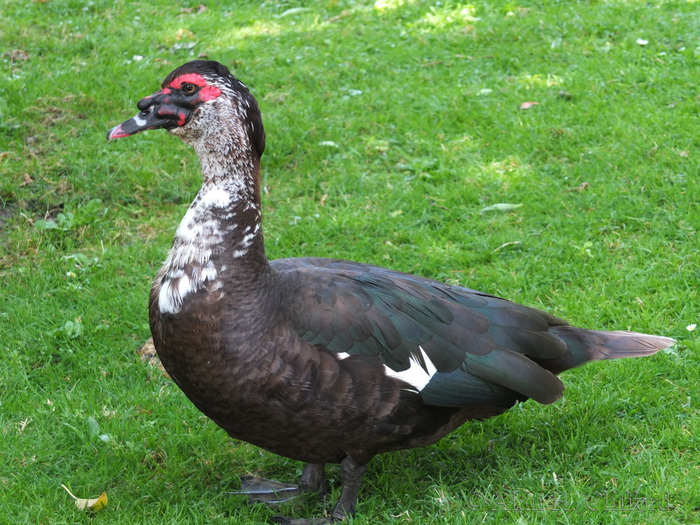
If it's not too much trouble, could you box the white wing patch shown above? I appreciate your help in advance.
[383,345,438,391]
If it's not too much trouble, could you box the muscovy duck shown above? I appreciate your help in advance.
[107,60,673,524]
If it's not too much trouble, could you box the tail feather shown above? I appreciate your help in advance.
[540,326,674,374]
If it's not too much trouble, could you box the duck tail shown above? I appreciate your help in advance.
[540,326,674,374]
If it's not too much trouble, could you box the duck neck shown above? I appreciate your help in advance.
[156,150,268,315]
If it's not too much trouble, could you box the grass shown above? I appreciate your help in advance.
[1,0,698,523]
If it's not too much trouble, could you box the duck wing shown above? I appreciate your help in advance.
[272,257,578,407]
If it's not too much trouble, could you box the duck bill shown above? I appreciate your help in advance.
[107,105,176,141]
[107,89,191,141]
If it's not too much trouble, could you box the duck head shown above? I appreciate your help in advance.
[107,60,265,159]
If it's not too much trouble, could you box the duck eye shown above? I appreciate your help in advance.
[182,83,198,95]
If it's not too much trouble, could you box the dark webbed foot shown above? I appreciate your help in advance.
[234,463,327,505]
[275,457,368,524]
[237,475,303,504]
[238,458,367,524]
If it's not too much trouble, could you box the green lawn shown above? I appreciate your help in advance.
[1,1,698,523]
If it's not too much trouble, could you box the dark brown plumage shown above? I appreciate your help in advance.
[107,60,674,524]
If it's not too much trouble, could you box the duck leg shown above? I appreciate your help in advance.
[298,463,327,496]
[329,456,367,522]
[272,457,367,524]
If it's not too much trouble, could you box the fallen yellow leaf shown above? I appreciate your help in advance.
[61,484,108,512]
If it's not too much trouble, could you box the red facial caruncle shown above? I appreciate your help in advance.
[106,68,225,141]
[168,73,222,101]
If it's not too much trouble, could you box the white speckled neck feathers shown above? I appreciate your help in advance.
[156,94,266,315]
